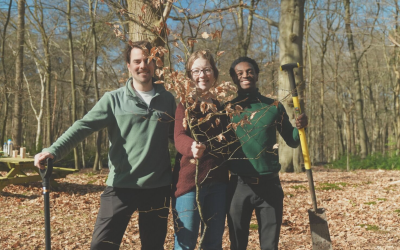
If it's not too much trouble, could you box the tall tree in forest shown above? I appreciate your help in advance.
[67,0,80,169]
[389,0,400,155]
[24,32,46,151]
[13,0,26,147]
[278,0,305,172]
[0,0,12,145]
[236,0,259,57]
[343,0,369,158]
[26,0,53,148]
[330,34,346,159]
[89,0,103,171]
[311,0,339,163]
[363,54,380,154]
[304,0,314,164]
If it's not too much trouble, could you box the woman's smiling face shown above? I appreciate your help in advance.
[190,58,215,91]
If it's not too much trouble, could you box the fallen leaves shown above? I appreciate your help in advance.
[0,168,399,249]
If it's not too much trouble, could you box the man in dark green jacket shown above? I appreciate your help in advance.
[34,41,176,250]
[226,57,308,250]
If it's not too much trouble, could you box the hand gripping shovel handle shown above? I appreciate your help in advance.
[280,63,318,212]
[39,158,53,250]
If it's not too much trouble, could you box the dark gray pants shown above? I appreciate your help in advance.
[227,175,284,250]
[90,185,170,250]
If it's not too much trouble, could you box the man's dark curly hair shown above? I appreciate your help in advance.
[124,40,153,64]
[229,57,260,78]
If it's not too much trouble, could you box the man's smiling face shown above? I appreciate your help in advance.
[232,62,258,92]
[127,47,155,86]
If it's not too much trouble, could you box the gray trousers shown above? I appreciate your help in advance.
[227,175,284,250]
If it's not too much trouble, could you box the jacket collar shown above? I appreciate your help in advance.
[125,77,165,98]
[236,88,260,100]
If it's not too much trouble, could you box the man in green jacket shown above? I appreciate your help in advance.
[34,41,176,250]
[226,57,308,250]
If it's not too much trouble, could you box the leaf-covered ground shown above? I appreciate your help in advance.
[1,167,399,249]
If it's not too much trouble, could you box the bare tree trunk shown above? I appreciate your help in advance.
[351,112,356,155]
[26,0,53,147]
[81,143,86,169]
[343,0,368,158]
[22,44,45,151]
[332,41,345,157]
[334,81,345,158]
[363,55,380,154]
[1,93,9,145]
[319,53,325,163]
[78,45,90,170]
[236,0,257,57]
[89,0,102,171]
[67,0,80,170]
[45,50,52,147]
[344,111,351,170]
[278,0,305,173]
[391,0,400,155]
[237,0,244,56]
[304,1,315,165]
[383,120,389,156]
[394,76,400,155]
[51,81,59,135]
[13,0,26,148]
[127,0,172,46]
[0,0,12,145]
[382,35,394,156]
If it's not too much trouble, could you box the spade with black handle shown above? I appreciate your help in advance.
[39,158,53,250]
[280,63,333,250]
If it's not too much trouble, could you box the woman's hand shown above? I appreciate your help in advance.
[191,141,206,159]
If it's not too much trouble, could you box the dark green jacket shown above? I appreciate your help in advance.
[43,78,176,188]
[228,89,299,176]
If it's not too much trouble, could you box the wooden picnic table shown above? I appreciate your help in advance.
[0,157,78,191]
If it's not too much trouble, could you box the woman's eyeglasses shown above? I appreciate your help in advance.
[191,68,213,76]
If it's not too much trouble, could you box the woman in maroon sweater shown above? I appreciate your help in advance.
[172,50,229,250]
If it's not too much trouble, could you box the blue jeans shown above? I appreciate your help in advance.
[172,182,228,250]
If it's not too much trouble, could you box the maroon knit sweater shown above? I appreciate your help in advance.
[172,100,229,198]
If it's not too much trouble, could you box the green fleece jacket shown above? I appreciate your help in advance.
[228,89,300,176]
[43,78,176,188]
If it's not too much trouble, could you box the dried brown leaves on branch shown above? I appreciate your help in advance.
[161,59,237,107]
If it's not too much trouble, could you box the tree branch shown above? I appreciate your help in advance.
[253,13,279,28]
[169,3,275,24]
[388,34,400,47]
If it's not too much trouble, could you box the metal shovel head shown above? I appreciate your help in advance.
[308,208,333,250]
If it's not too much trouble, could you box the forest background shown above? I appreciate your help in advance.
[1,0,400,172]
[1,1,400,249]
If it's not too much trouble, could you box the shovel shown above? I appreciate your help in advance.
[39,158,53,250]
[281,63,333,250]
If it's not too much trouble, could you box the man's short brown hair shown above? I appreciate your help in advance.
[125,41,153,64]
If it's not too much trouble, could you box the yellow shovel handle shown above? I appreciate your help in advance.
[292,96,311,170]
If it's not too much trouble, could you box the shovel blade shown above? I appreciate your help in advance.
[308,208,332,250]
